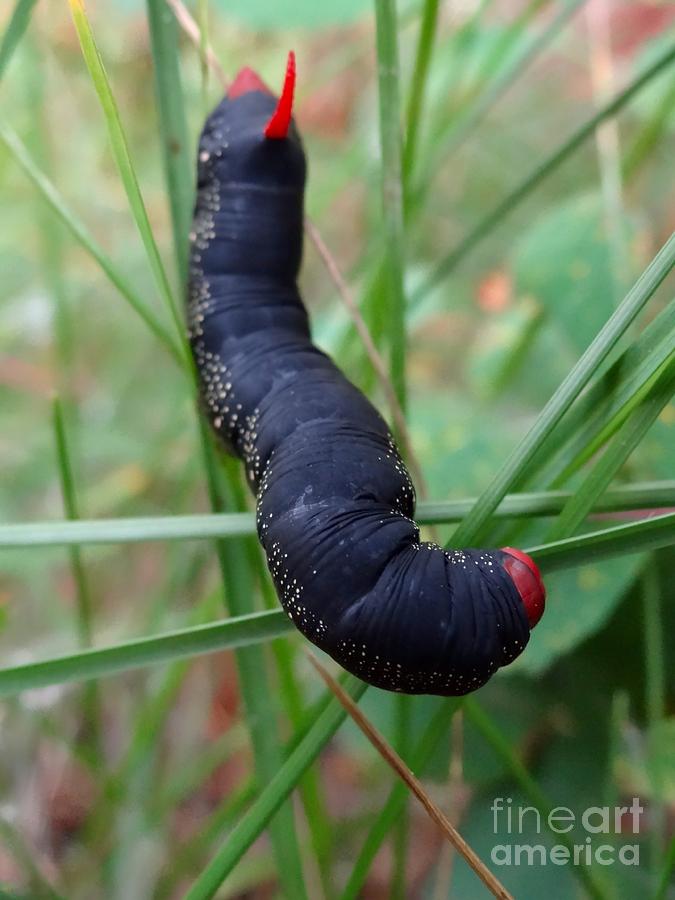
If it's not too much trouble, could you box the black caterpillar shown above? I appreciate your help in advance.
[187,53,546,696]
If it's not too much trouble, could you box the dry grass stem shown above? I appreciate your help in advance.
[308,653,514,900]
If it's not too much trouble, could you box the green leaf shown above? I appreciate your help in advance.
[615,717,675,805]
[513,193,637,355]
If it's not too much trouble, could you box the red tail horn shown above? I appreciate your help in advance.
[264,51,296,139]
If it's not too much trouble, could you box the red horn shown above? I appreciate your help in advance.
[264,51,296,140]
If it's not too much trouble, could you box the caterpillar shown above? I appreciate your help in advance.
[187,53,546,696]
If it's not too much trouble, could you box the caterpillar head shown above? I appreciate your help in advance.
[500,547,546,628]
[197,51,306,191]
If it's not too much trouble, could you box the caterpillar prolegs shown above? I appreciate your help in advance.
[187,53,546,696]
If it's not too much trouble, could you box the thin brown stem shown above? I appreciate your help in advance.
[308,653,514,900]
[304,219,426,493]
[165,0,228,89]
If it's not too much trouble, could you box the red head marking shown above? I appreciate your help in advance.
[228,66,271,99]
[264,51,296,140]
[500,547,546,628]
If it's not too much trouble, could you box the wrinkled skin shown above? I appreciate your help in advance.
[187,79,544,696]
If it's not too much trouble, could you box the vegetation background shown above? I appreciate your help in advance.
[0,0,673,897]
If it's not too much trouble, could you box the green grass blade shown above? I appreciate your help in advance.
[0,0,37,81]
[520,297,675,488]
[546,363,675,540]
[432,0,588,163]
[0,817,65,900]
[67,0,186,351]
[402,0,440,184]
[0,510,253,547]
[642,564,666,731]
[155,783,256,898]
[0,610,292,698]
[146,0,194,285]
[196,433,308,899]
[413,41,675,301]
[654,835,675,900]
[531,511,675,572]
[381,3,415,859]
[449,230,675,547]
[2,515,672,698]
[642,563,667,888]
[197,0,210,113]
[549,302,675,485]
[0,120,185,365]
[184,678,368,900]
[2,481,674,547]
[52,397,94,647]
[374,0,408,415]
[52,396,103,760]
[623,74,675,182]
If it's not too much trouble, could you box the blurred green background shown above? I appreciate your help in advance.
[0,0,673,897]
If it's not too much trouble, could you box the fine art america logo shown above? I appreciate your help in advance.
[490,797,643,867]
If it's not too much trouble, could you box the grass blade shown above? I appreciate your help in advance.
[402,0,440,184]
[184,678,369,900]
[67,0,186,350]
[654,835,675,900]
[623,74,675,182]
[2,481,673,547]
[449,230,675,547]
[431,0,588,164]
[531,511,675,572]
[413,40,675,301]
[2,515,672,698]
[197,433,309,900]
[0,610,292,698]
[146,0,194,284]
[546,363,675,540]
[374,0,408,414]
[0,0,37,81]
[52,397,94,648]
[642,563,667,887]
[548,300,675,486]
[52,396,105,764]
[0,120,185,365]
